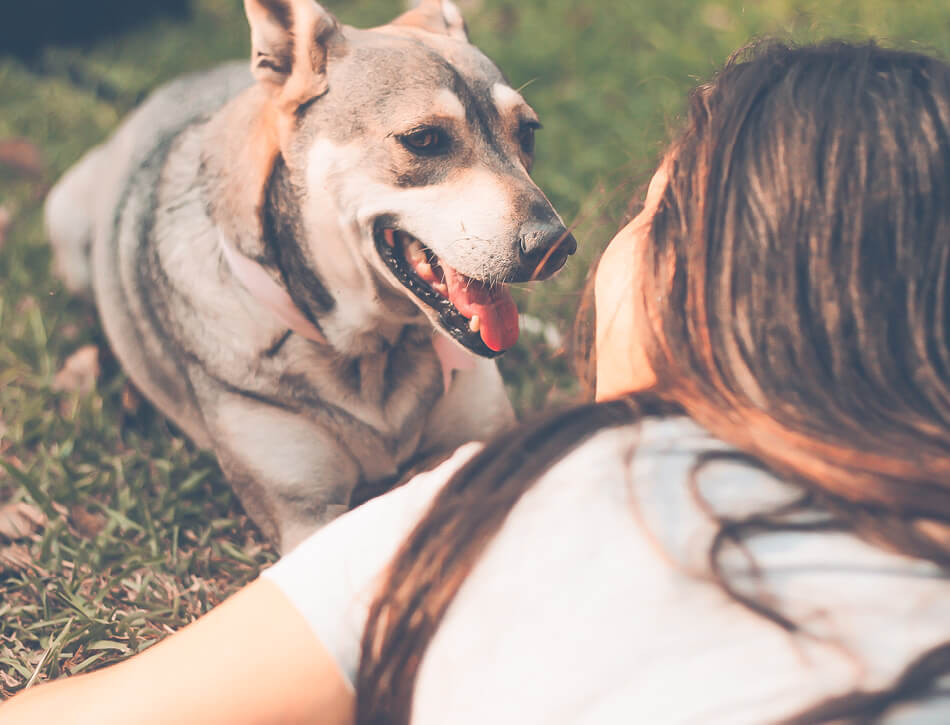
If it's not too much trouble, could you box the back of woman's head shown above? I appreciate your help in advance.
[644,41,950,531]
[356,42,950,724]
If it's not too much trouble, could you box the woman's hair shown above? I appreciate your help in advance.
[355,41,950,723]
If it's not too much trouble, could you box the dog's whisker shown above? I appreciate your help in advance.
[457,234,494,244]
[515,77,539,94]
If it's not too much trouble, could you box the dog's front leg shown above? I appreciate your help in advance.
[196,384,361,552]
[419,356,516,455]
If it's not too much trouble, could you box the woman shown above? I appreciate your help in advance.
[6,40,950,723]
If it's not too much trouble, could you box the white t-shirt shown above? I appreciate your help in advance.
[263,417,950,723]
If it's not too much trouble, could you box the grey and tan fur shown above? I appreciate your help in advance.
[45,0,576,552]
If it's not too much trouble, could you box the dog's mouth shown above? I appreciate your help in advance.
[374,223,519,357]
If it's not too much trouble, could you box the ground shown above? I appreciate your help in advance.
[1,0,949,697]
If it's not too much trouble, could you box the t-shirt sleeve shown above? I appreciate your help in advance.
[260,442,483,688]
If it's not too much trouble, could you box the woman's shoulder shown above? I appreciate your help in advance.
[416,415,950,724]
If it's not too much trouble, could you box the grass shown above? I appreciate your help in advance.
[2,0,950,698]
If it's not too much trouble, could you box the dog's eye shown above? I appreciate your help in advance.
[400,128,450,156]
[518,122,540,155]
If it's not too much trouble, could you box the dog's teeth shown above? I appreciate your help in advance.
[469,315,481,333]
[407,240,426,262]
[383,228,396,247]
[433,282,448,296]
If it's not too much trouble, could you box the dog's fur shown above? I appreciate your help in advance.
[45,0,575,552]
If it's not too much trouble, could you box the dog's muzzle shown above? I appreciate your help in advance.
[373,212,576,358]
[510,217,578,283]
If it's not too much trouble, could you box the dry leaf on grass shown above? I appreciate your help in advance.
[121,383,142,414]
[0,137,44,177]
[0,502,46,541]
[0,205,11,251]
[0,668,20,689]
[0,543,47,575]
[52,345,100,394]
[70,505,106,539]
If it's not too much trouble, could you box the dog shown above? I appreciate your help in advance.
[45,0,576,552]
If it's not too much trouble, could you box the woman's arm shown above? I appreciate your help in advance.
[0,578,354,725]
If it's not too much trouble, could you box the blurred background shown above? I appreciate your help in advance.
[1,0,949,695]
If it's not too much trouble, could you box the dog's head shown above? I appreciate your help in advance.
[239,0,576,357]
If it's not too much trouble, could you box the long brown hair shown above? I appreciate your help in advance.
[356,41,950,723]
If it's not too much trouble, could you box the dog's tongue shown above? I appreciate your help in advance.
[442,266,519,352]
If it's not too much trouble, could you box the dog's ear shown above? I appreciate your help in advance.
[244,0,340,113]
[392,0,469,42]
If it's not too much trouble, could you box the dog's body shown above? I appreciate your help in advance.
[46,0,575,551]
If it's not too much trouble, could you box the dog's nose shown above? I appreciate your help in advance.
[516,218,577,281]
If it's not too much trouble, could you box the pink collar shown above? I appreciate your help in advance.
[219,232,328,345]
[218,233,475,392]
